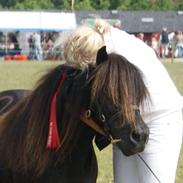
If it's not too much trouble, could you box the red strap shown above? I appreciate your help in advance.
[46,72,67,149]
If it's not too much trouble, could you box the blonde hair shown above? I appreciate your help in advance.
[63,19,110,69]
[64,25,103,68]
[94,18,110,34]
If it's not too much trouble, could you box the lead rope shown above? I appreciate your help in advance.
[137,153,161,183]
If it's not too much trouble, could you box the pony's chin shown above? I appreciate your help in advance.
[119,145,146,156]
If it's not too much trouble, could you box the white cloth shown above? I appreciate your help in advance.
[113,110,183,183]
[105,27,183,183]
[104,27,183,122]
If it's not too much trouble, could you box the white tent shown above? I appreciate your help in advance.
[0,11,77,56]
[0,11,77,32]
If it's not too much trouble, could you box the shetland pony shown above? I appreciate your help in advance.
[0,47,149,183]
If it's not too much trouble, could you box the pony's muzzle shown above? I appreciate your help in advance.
[129,128,149,146]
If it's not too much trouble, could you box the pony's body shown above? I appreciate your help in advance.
[0,123,97,183]
[0,49,149,183]
[0,67,98,183]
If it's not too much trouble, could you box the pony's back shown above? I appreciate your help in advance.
[0,64,93,178]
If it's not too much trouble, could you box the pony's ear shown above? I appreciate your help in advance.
[96,46,108,65]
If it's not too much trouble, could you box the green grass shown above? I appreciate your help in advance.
[0,60,183,182]
[0,61,60,90]
[163,62,183,183]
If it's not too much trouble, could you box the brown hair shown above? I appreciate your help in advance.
[91,53,148,126]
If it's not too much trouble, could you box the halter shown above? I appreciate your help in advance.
[81,109,122,147]
[81,107,161,183]
[81,104,139,139]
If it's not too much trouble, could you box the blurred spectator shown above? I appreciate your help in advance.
[174,30,183,58]
[9,32,21,55]
[28,34,36,60]
[42,37,54,60]
[136,32,144,41]
[168,31,175,56]
[151,36,160,57]
[34,32,43,61]
[160,27,169,58]
[113,19,122,30]
[28,32,43,61]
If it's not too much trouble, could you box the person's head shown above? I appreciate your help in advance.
[63,19,111,69]
[113,19,122,30]
[64,25,104,68]
[162,27,167,32]
[177,30,182,35]
[137,32,144,40]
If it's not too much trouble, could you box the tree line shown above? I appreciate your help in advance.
[0,0,183,10]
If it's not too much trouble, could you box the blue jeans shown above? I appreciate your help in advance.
[177,46,183,58]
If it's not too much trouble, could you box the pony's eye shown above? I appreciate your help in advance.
[101,114,106,122]
[85,109,91,118]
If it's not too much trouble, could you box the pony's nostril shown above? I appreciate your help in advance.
[131,130,141,142]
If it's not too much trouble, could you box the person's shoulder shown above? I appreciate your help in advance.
[110,27,139,41]
[110,27,127,36]
[110,27,147,46]
[110,27,133,43]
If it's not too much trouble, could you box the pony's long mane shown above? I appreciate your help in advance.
[0,54,149,177]
[0,65,90,176]
[91,53,149,126]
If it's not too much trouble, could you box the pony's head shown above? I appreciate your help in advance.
[85,46,149,155]
[46,46,149,156]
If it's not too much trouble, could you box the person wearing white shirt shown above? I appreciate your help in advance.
[63,19,183,183]
[107,25,183,183]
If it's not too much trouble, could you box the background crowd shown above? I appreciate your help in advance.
[0,23,183,61]
[136,28,183,59]
[0,31,63,61]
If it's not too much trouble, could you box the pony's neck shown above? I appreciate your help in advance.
[77,121,96,147]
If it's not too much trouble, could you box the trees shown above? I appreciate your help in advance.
[91,0,110,10]
[0,0,181,10]
[0,0,16,8]
[74,0,93,10]
[15,0,54,10]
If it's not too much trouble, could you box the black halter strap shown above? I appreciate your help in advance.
[106,111,121,126]
[81,109,122,150]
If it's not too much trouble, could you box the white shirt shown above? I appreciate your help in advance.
[105,27,183,123]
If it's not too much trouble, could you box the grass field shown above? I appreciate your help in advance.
[0,60,183,182]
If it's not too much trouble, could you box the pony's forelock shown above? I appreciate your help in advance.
[91,53,148,126]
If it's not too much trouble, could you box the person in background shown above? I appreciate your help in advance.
[33,32,43,61]
[174,30,183,58]
[10,32,21,55]
[168,31,176,58]
[28,33,36,60]
[113,19,122,30]
[62,19,183,183]
[160,27,169,58]
[151,35,160,57]
[136,32,145,41]
[42,37,54,60]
